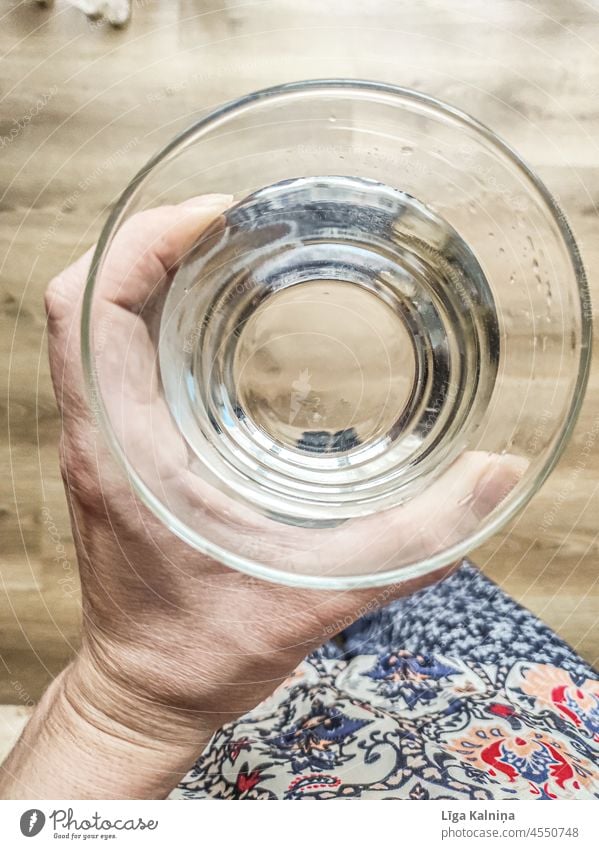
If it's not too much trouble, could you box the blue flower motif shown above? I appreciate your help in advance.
[365,651,459,707]
[267,699,369,773]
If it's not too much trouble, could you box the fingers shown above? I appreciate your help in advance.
[286,450,528,582]
[363,450,528,565]
[283,450,526,640]
[174,448,527,593]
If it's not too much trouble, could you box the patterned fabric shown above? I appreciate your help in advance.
[170,562,599,800]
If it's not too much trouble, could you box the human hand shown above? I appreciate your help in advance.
[0,195,523,799]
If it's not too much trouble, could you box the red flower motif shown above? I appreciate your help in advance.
[236,768,262,794]
[488,703,514,718]
[229,737,251,763]
[481,739,518,782]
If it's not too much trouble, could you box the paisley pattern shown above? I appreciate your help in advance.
[170,562,599,800]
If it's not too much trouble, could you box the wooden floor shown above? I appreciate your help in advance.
[1,0,598,717]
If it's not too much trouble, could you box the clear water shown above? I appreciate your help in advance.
[159,176,499,523]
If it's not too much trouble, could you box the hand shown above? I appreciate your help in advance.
[1,195,524,799]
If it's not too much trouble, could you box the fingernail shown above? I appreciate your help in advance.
[179,193,234,209]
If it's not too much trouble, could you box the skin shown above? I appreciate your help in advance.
[0,195,525,799]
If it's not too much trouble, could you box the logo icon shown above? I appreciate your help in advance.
[19,809,45,837]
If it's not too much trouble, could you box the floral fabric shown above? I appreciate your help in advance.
[170,562,598,800]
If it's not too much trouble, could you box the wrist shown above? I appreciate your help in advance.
[76,625,298,731]
[64,647,218,751]
[0,659,211,800]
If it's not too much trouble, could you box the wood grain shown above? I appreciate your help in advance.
[1,0,598,707]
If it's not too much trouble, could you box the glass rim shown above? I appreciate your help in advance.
[81,78,592,590]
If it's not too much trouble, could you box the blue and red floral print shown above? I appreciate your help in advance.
[171,562,598,800]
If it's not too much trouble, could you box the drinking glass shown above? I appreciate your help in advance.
[81,80,591,588]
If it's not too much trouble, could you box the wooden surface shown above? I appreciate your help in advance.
[1,0,598,713]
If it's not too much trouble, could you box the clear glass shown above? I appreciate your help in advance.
[82,80,591,589]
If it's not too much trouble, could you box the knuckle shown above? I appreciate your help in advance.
[44,273,71,322]
[45,261,86,323]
